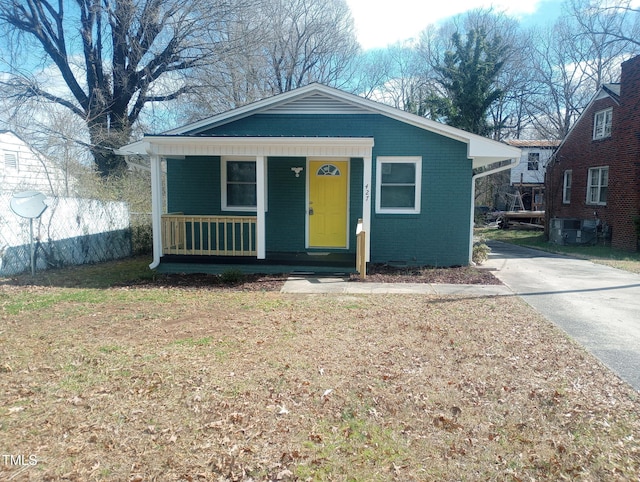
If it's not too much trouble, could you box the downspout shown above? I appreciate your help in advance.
[469,157,519,264]
[149,153,163,269]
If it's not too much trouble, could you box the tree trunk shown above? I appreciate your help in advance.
[88,122,129,176]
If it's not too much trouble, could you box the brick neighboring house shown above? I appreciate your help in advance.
[546,55,640,251]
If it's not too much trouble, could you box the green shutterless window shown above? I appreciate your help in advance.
[376,157,422,214]
[226,160,257,208]
[380,162,416,208]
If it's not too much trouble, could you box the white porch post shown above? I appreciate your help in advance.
[149,154,164,269]
[363,155,372,262]
[256,155,266,259]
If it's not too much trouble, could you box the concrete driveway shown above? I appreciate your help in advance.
[484,240,640,392]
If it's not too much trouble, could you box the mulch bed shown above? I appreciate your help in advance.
[353,264,501,284]
[129,264,499,291]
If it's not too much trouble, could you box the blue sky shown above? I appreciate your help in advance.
[345,0,565,49]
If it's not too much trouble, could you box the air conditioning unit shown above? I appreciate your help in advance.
[550,218,581,230]
[549,218,598,245]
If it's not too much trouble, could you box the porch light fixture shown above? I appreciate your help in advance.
[291,167,303,177]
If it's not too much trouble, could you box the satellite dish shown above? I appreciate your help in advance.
[10,191,47,219]
[9,191,48,276]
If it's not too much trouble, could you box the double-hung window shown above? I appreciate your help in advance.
[562,170,572,204]
[375,157,421,214]
[587,166,608,205]
[593,108,612,140]
[222,157,257,211]
[527,152,540,171]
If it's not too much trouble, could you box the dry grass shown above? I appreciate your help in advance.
[1,271,639,480]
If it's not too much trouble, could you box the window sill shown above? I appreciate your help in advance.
[222,207,258,212]
[376,210,421,215]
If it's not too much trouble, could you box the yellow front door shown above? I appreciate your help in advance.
[309,159,348,248]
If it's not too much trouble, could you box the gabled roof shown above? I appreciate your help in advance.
[601,83,621,101]
[554,82,621,156]
[122,83,520,168]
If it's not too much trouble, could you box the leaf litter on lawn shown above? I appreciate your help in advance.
[1,285,639,481]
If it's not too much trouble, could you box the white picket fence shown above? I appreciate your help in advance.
[0,194,132,276]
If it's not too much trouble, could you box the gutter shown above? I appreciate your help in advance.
[469,157,519,264]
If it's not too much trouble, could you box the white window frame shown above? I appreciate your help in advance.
[375,156,422,214]
[221,157,267,212]
[562,170,572,204]
[586,166,608,206]
[527,152,540,171]
[593,108,612,140]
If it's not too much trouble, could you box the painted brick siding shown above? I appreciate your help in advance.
[265,157,306,252]
[202,114,472,266]
[166,155,365,254]
[547,55,640,251]
[167,156,220,214]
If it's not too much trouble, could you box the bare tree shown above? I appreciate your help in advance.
[568,0,640,50]
[261,0,359,93]
[348,48,400,101]
[0,0,242,176]
[524,2,637,141]
[179,0,360,120]
[413,9,524,138]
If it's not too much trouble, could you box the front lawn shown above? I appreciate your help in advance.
[1,261,639,480]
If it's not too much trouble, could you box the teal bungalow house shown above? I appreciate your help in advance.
[118,84,520,275]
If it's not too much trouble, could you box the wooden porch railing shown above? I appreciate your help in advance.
[162,214,257,256]
[356,218,366,280]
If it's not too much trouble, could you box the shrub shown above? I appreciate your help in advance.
[472,242,490,265]
[131,222,153,255]
[220,268,245,284]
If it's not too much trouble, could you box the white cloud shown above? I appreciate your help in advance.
[346,0,547,49]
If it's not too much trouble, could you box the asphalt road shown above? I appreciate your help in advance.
[484,240,640,392]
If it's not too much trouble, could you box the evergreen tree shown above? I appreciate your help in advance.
[433,28,507,136]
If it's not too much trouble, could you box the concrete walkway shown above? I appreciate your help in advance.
[281,275,513,296]
[484,240,640,392]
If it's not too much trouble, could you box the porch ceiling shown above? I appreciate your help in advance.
[117,136,375,159]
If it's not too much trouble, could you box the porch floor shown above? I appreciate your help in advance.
[156,252,357,275]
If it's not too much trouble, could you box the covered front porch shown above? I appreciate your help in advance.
[158,212,363,274]
[120,136,374,275]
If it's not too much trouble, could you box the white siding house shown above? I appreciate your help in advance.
[0,130,65,195]
[505,140,559,211]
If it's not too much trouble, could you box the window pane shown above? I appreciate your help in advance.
[381,163,415,183]
[380,185,415,208]
[227,161,256,182]
[599,187,607,203]
[227,184,256,207]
